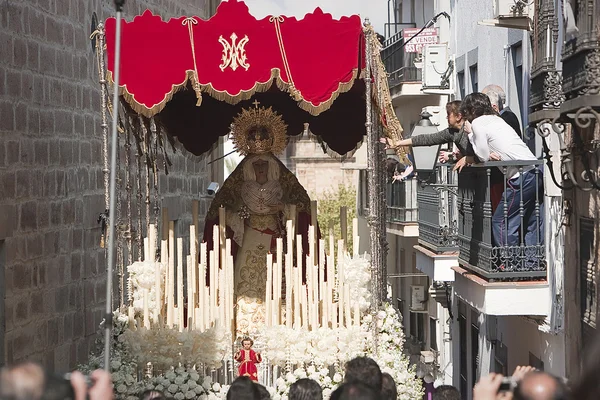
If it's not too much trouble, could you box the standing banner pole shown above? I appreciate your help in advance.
[104,0,126,371]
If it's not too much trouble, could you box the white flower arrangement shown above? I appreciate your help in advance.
[145,366,228,400]
[123,322,231,370]
[339,253,372,312]
[371,303,424,399]
[127,260,166,316]
[79,253,422,400]
[259,325,369,368]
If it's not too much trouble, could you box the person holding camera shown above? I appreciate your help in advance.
[473,366,567,400]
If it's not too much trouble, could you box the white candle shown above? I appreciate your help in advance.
[177,237,184,332]
[190,225,197,305]
[344,285,351,328]
[276,238,284,324]
[289,205,296,235]
[161,239,168,308]
[187,255,193,328]
[266,253,273,327]
[209,250,216,326]
[143,237,149,261]
[213,225,220,272]
[199,242,207,331]
[301,284,308,329]
[154,253,161,321]
[167,222,175,328]
[219,206,226,246]
[293,266,300,329]
[219,267,225,325]
[128,306,136,330]
[228,254,235,335]
[352,218,359,256]
[306,255,313,329]
[313,264,319,329]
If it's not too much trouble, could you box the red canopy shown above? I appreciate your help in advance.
[104,0,384,156]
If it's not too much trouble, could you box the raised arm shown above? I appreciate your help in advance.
[411,128,456,147]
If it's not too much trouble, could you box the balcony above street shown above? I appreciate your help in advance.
[386,179,419,237]
[457,160,546,282]
[381,26,423,95]
[414,165,459,281]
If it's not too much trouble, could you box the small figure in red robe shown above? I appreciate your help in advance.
[234,337,262,382]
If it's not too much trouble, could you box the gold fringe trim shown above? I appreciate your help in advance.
[364,26,411,165]
[106,70,191,119]
[108,66,360,119]
[274,69,359,117]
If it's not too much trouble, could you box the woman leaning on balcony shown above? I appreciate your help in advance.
[454,93,544,260]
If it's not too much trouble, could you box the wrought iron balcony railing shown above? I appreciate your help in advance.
[381,28,422,89]
[457,160,546,280]
[417,166,458,253]
[386,179,418,224]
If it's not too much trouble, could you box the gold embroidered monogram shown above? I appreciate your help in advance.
[219,33,250,71]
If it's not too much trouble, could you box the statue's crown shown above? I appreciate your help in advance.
[231,101,288,156]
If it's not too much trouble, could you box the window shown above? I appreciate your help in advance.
[512,43,523,119]
[459,305,468,398]
[457,71,465,99]
[580,217,597,349]
[494,342,508,375]
[469,64,478,93]
[529,352,544,371]
[410,312,418,338]
[471,310,480,388]
[417,313,425,344]
[429,317,438,351]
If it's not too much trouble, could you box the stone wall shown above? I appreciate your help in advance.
[0,0,217,372]
[285,138,358,199]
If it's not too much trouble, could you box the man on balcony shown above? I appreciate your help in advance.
[456,93,544,265]
[481,84,522,138]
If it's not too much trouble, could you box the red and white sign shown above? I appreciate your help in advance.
[403,28,439,53]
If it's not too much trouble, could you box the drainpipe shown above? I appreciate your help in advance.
[503,45,510,106]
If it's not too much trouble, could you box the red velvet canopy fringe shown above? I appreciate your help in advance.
[104,0,403,157]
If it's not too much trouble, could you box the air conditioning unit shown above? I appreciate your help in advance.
[422,44,451,90]
[410,285,427,312]
[494,0,531,18]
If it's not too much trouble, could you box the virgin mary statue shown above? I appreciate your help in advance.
[203,103,314,337]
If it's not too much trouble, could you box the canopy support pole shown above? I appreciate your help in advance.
[364,25,386,309]
[104,0,126,372]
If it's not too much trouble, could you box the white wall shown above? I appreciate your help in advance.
[498,316,566,377]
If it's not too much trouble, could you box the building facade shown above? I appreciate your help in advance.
[375,0,574,397]
[527,0,599,379]
[0,0,219,370]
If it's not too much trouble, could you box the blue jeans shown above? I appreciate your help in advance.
[492,169,544,258]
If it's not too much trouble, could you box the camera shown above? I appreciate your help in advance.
[498,376,514,392]
[207,182,220,196]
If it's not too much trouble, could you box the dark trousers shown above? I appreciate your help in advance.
[492,169,544,250]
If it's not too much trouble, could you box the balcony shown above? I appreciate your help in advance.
[387,179,418,223]
[381,27,423,91]
[417,166,458,253]
[457,161,546,280]
[560,0,599,114]
[453,160,550,316]
[528,0,564,122]
[386,178,418,236]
